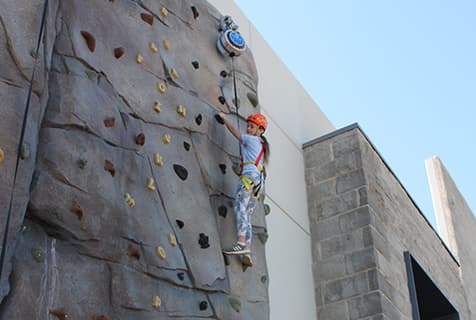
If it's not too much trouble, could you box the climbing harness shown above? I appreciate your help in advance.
[0,0,49,283]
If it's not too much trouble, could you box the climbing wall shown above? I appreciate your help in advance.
[0,0,269,319]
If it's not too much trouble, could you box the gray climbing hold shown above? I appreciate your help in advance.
[20,143,30,160]
[261,275,268,283]
[258,231,269,245]
[31,248,44,263]
[229,297,241,313]
[173,164,188,181]
[231,162,241,176]
[77,158,88,169]
[264,203,271,216]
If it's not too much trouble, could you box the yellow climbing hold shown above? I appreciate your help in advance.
[124,193,135,208]
[0,148,4,163]
[168,234,177,247]
[160,7,168,17]
[171,68,179,79]
[154,153,164,166]
[162,133,171,144]
[152,295,162,309]
[136,54,144,64]
[156,246,166,259]
[157,82,166,93]
[147,177,156,191]
[177,105,186,117]
[149,42,158,53]
[163,40,170,50]
[154,101,161,113]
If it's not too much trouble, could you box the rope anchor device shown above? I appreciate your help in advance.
[216,16,246,57]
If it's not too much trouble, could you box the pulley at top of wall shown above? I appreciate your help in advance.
[216,15,246,57]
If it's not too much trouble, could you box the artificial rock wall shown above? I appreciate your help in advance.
[304,125,476,320]
[0,0,269,319]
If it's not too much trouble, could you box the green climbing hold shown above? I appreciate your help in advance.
[264,203,271,216]
[229,297,241,313]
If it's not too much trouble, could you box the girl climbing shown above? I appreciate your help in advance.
[218,112,270,264]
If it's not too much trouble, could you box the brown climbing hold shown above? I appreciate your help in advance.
[0,148,4,163]
[93,315,108,320]
[141,13,154,25]
[168,234,177,247]
[49,309,68,320]
[173,164,188,181]
[157,82,166,93]
[191,61,199,69]
[191,6,199,19]
[154,153,164,166]
[149,42,158,53]
[154,101,161,113]
[135,133,145,146]
[70,200,83,220]
[160,7,168,17]
[114,47,124,59]
[103,117,115,127]
[177,105,186,117]
[156,246,166,259]
[136,54,144,64]
[147,177,156,191]
[104,160,115,176]
[152,295,162,308]
[127,245,141,259]
[162,133,171,144]
[163,40,170,50]
[80,31,96,52]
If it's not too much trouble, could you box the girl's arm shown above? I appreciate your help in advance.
[218,112,242,141]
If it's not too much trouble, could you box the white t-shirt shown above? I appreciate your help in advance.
[240,134,264,176]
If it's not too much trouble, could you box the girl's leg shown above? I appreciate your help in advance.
[234,184,252,248]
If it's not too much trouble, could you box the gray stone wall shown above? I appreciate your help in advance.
[304,124,475,319]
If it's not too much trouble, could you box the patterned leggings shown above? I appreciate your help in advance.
[234,171,262,246]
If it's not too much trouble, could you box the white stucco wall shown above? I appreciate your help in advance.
[207,1,335,319]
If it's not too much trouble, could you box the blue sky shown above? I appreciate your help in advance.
[235,0,476,228]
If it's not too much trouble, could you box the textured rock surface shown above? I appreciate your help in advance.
[0,0,268,318]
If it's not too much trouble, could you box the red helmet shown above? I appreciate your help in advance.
[246,113,267,131]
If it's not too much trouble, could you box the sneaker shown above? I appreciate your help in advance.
[241,254,253,267]
[223,243,250,255]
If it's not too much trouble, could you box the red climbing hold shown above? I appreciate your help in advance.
[103,117,115,127]
[141,13,154,25]
[114,47,124,59]
[70,200,84,220]
[135,133,145,146]
[127,245,141,259]
[80,31,96,52]
[49,309,68,320]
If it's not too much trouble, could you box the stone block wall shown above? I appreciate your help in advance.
[304,124,475,319]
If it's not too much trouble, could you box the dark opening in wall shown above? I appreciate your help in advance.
[404,252,460,320]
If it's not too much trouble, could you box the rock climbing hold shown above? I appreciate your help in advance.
[260,275,268,284]
[85,70,97,80]
[160,7,168,17]
[78,158,88,169]
[173,164,188,181]
[220,70,227,78]
[0,148,4,163]
[231,162,241,176]
[147,177,156,191]
[219,164,227,174]
[163,40,170,50]
[136,54,144,64]
[177,104,186,117]
[168,234,177,247]
[124,193,135,208]
[31,248,44,263]
[153,101,161,113]
[104,160,115,177]
[214,114,225,125]
[135,133,145,145]
[156,246,166,259]
[195,114,202,125]
[93,315,108,320]
[152,295,162,309]
[191,61,199,69]
[162,133,171,144]
[198,233,210,249]
[128,245,141,259]
[141,13,154,25]
[70,200,84,220]
[258,232,268,245]
[228,297,241,313]
[177,272,185,280]
[49,309,68,320]
[264,203,271,216]
[191,6,199,19]
[183,142,190,151]
[103,117,115,127]
[157,82,166,93]
[154,153,164,166]
[149,42,158,53]
[114,47,124,59]
[218,96,226,105]
[199,301,208,311]
[218,205,227,218]
[80,31,96,52]
[20,143,30,160]
[247,92,259,107]
[176,219,184,229]
[171,68,179,79]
